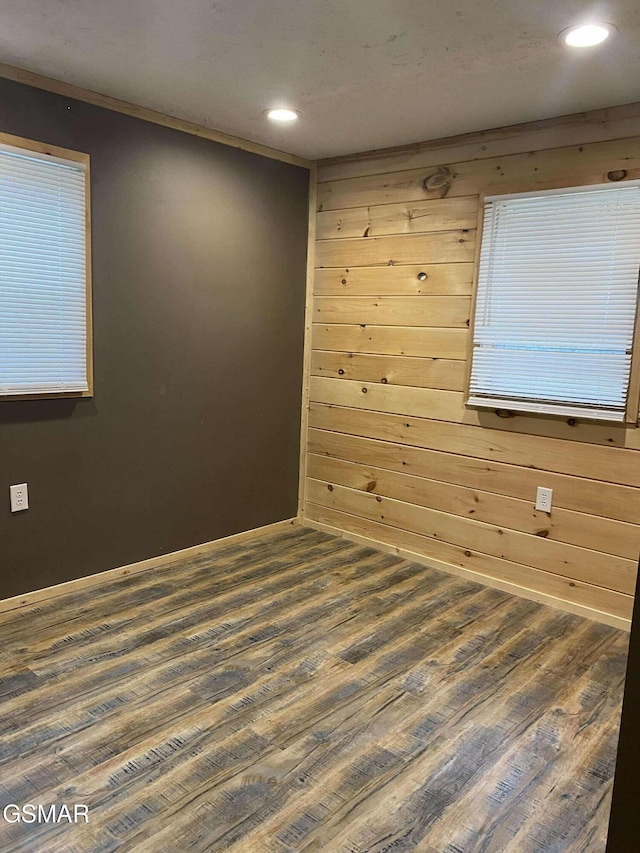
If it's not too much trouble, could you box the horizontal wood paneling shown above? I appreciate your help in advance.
[309,403,640,485]
[317,138,640,211]
[315,230,476,268]
[310,352,466,391]
[305,505,634,622]
[318,102,640,182]
[307,454,639,560]
[312,325,469,359]
[303,125,640,624]
[314,263,474,296]
[316,196,478,239]
[314,296,471,327]
[309,382,640,451]
[310,376,474,424]
[306,480,637,594]
[308,428,640,525]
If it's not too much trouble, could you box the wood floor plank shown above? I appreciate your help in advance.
[0,525,315,643]
[5,535,359,672]
[0,548,410,768]
[3,557,456,796]
[423,638,627,852]
[0,525,627,853]
[79,593,543,852]
[3,568,473,851]
[289,624,625,853]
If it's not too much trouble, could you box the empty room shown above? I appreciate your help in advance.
[1,2,639,851]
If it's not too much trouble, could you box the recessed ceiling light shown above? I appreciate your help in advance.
[561,23,614,47]
[265,108,299,123]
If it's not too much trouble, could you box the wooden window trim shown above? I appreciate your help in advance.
[0,131,92,401]
[464,178,640,426]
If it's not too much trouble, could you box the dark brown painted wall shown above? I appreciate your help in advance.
[0,77,309,598]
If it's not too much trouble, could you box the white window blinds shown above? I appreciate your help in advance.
[468,181,640,422]
[0,141,88,396]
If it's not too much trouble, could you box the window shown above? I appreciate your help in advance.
[0,135,91,398]
[467,181,640,422]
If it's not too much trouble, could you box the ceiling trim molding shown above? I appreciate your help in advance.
[0,61,312,170]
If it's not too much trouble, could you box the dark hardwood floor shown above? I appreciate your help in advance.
[0,525,628,852]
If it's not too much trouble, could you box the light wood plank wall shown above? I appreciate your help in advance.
[301,104,640,627]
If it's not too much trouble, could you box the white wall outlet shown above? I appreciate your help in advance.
[535,486,553,513]
[10,483,29,512]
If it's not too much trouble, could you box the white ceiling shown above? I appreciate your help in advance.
[0,0,639,160]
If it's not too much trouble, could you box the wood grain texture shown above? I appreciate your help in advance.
[297,165,318,517]
[309,384,640,452]
[306,453,640,560]
[315,230,476,268]
[317,138,640,211]
[0,525,628,852]
[314,263,474,296]
[306,479,637,594]
[305,128,640,624]
[313,295,471,327]
[312,325,469,359]
[318,102,640,182]
[308,400,640,481]
[310,351,466,391]
[305,509,634,625]
[316,196,478,239]
[0,518,299,615]
[310,376,479,426]
[308,427,640,525]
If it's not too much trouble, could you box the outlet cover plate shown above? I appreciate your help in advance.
[535,486,553,512]
[10,483,28,512]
